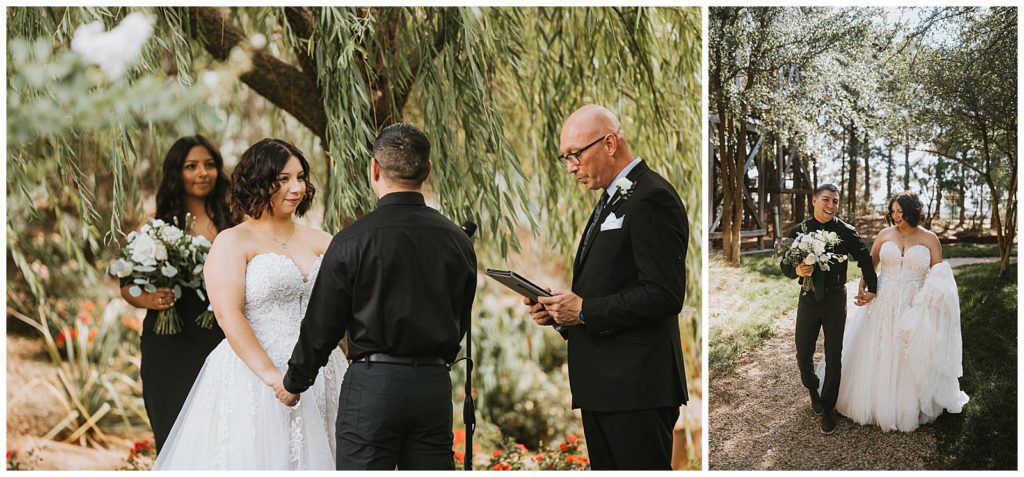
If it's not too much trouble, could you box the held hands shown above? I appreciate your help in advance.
[263,369,299,407]
[795,263,814,277]
[854,279,876,306]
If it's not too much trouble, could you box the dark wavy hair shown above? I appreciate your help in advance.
[230,138,316,219]
[155,135,238,232]
[886,191,924,227]
[373,123,431,186]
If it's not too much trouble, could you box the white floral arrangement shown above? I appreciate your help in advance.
[109,216,214,334]
[610,177,635,206]
[777,225,848,293]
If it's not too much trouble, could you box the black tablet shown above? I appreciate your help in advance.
[484,269,553,303]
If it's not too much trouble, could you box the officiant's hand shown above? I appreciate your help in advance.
[795,263,814,277]
[537,290,583,327]
[523,289,555,326]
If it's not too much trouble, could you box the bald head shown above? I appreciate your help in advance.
[558,104,633,191]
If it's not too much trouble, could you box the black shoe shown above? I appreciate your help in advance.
[820,409,837,435]
[809,389,823,415]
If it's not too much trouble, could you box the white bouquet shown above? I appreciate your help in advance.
[109,216,214,334]
[777,224,848,294]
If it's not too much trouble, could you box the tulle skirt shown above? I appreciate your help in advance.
[154,341,347,470]
[819,266,968,432]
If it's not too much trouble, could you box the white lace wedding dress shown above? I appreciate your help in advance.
[155,253,348,469]
[820,241,969,432]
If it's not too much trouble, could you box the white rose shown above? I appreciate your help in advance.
[109,259,134,278]
[614,177,633,192]
[160,225,184,243]
[154,243,168,261]
[152,218,166,228]
[804,254,816,265]
[812,242,825,255]
[130,233,159,266]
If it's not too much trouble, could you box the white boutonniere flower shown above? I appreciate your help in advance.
[610,177,635,206]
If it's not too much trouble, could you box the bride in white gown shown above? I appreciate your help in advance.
[821,192,968,432]
[156,139,347,469]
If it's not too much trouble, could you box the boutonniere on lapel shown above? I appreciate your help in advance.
[609,177,635,207]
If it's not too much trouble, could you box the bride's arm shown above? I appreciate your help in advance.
[204,229,282,388]
[924,231,943,267]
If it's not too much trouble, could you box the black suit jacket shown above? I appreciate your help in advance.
[565,160,689,412]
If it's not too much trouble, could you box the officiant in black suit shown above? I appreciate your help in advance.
[277,123,477,470]
[526,105,688,470]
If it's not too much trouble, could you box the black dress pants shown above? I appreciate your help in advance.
[581,406,678,470]
[335,362,454,470]
[794,286,847,410]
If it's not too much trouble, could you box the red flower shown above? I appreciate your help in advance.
[453,428,466,446]
[490,462,512,470]
[534,453,545,462]
[492,449,502,457]
[516,443,527,452]
[77,314,92,325]
[6,449,16,460]
[130,439,154,455]
[559,442,569,452]
[453,450,464,465]
[567,435,578,443]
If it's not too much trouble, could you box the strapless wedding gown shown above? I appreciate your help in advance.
[820,241,969,432]
[155,253,348,469]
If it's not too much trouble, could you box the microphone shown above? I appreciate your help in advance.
[461,221,477,239]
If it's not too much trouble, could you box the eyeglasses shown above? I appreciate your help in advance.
[557,135,607,167]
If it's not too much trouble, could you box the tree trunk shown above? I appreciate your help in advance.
[863,133,871,213]
[885,143,894,204]
[846,123,858,224]
[957,164,967,227]
[903,143,911,191]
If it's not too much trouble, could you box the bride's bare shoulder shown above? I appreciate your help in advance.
[296,223,334,254]
[210,223,255,253]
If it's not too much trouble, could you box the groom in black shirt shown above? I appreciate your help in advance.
[780,183,877,434]
[278,123,477,469]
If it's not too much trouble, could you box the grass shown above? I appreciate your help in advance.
[941,242,1016,258]
[709,254,792,375]
[933,261,1017,470]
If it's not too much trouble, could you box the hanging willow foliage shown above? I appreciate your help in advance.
[7,6,701,315]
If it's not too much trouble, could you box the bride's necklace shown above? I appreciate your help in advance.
[259,221,296,249]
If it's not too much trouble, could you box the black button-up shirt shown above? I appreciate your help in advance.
[780,216,878,293]
[283,192,477,393]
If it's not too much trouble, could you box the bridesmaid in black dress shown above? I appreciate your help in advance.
[119,135,239,452]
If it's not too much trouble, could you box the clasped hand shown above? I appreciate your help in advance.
[854,278,876,306]
[264,370,299,407]
[521,288,583,327]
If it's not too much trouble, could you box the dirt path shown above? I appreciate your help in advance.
[708,258,996,470]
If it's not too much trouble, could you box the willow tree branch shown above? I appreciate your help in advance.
[190,7,327,142]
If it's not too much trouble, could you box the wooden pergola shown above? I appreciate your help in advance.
[708,115,818,254]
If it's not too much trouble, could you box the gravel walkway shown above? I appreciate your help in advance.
[708,258,997,470]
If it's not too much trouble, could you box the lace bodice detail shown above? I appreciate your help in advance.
[244,253,323,367]
[878,241,930,285]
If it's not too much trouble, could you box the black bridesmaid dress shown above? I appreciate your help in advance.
[132,283,224,453]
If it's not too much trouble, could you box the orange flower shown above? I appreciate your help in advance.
[516,443,527,452]
[82,301,96,312]
[559,442,568,452]
[453,428,466,446]
[87,328,98,343]
[77,314,92,325]
[490,462,512,470]
[567,435,578,443]
[492,449,502,457]
[453,450,464,465]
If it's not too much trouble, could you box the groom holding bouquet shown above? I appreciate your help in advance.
[780,183,877,434]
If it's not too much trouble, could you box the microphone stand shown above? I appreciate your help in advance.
[460,221,477,470]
